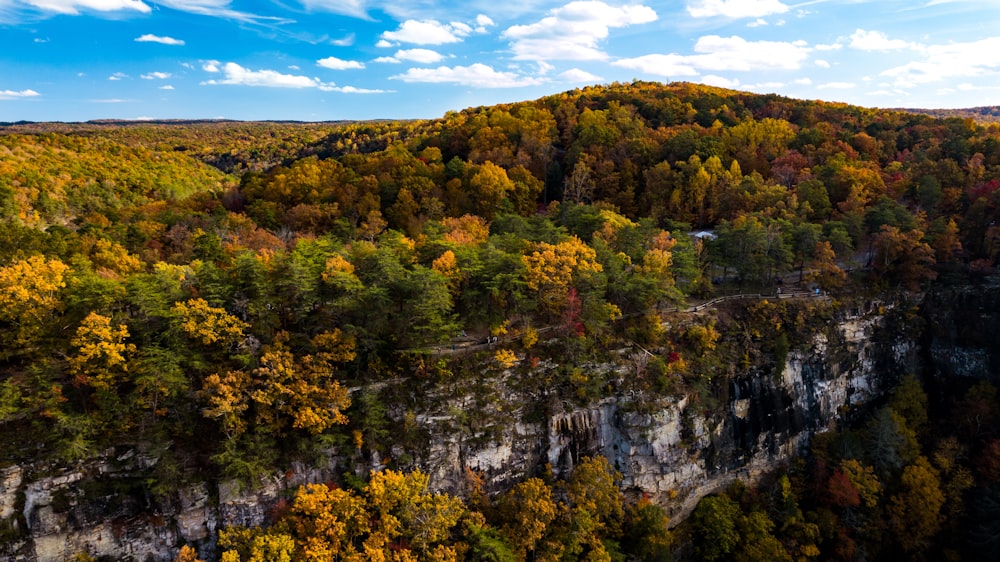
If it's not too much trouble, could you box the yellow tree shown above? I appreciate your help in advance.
[173,298,248,346]
[68,311,135,392]
[805,241,846,292]
[441,215,489,246]
[0,255,69,348]
[498,477,557,558]
[522,236,602,315]
[888,456,944,553]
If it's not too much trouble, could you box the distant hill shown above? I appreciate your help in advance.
[898,105,1000,124]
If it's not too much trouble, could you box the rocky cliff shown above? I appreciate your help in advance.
[0,298,915,561]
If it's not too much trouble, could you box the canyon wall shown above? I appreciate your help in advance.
[0,299,916,561]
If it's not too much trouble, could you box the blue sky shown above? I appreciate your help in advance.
[2,0,999,122]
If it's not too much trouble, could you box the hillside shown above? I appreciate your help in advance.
[1,81,1000,561]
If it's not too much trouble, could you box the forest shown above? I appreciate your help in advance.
[2,81,1000,560]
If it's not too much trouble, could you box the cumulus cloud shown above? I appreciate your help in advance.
[108,72,128,80]
[502,1,658,61]
[141,71,171,80]
[200,61,389,93]
[475,13,494,32]
[687,0,789,19]
[613,35,811,77]
[559,68,603,83]
[202,62,335,89]
[747,18,767,27]
[612,54,700,77]
[317,56,366,70]
[135,34,184,46]
[394,49,444,64]
[21,0,149,14]
[881,36,1000,86]
[0,89,41,99]
[381,19,466,45]
[849,29,922,52]
[700,75,740,88]
[390,63,545,88]
[159,85,175,90]
[815,59,831,68]
[373,56,400,64]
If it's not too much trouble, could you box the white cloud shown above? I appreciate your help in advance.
[336,85,391,94]
[614,35,811,77]
[375,39,394,48]
[108,72,127,80]
[289,65,300,70]
[331,34,355,47]
[390,63,545,88]
[135,34,185,46]
[394,49,444,63]
[793,77,812,85]
[317,56,366,70]
[475,13,494,32]
[815,59,830,68]
[815,43,842,51]
[159,85,175,90]
[849,29,921,52]
[502,1,658,61]
[141,71,171,80]
[881,36,1000,86]
[450,21,472,36]
[612,54,700,77]
[747,18,767,27]
[0,89,41,99]
[22,0,149,14]
[700,75,741,88]
[559,68,603,83]
[374,56,400,63]
[299,0,368,18]
[818,82,856,90]
[687,0,789,19]
[152,0,291,24]
[202,62,335,89]
[381,20,464,45]
[202,61,220,72]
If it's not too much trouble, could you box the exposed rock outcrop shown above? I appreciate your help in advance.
[0,299,915,561]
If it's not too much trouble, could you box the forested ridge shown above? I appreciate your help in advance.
[2,81,1000,560]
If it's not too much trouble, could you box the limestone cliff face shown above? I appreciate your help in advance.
[923,276,1000,383]
[0,300,914,561]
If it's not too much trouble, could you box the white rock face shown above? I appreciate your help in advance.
[0,302,910,561]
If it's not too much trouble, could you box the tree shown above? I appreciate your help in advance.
[888,456,944,553]
[623,498,672,562]
[0,255,69,349]
[805,241,845,292]
[172,298,248,346]
[522,236,602,316]
[693,495,741,561]
[68,311,135,393]
[870,225,937,291]
[497,478,558,558]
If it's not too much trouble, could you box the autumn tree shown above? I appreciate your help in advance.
[0,255,69,350]
[497,477,557,558]
[888,456,945,553]
[522,236,603,316]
